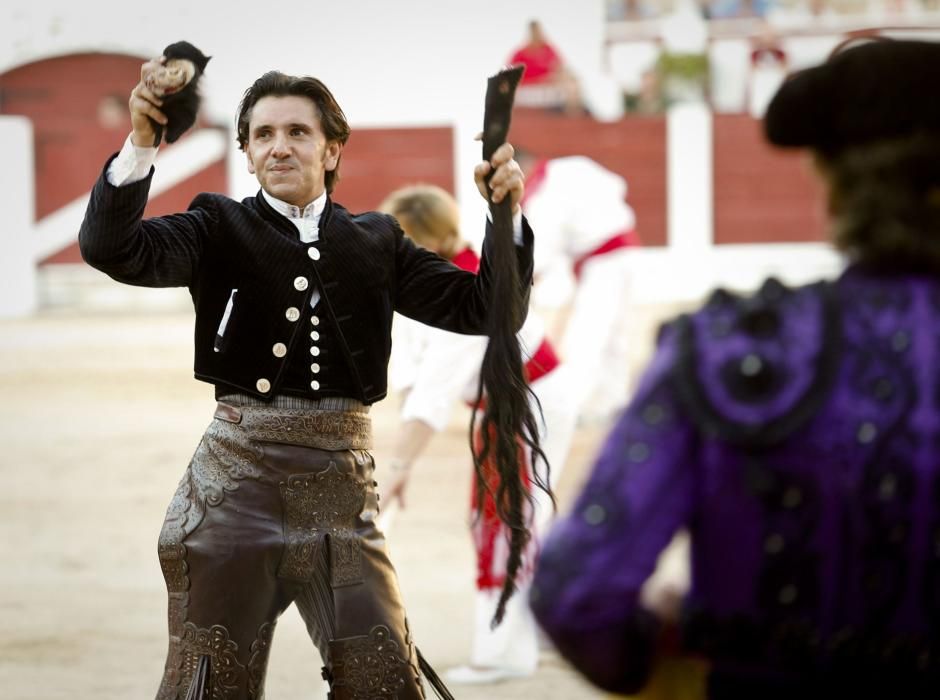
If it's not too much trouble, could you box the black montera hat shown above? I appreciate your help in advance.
[764,38,940,156]
[163,41,211,74]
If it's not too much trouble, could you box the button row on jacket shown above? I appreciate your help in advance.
[285,307,300,322]
[294,276,308,291]
[272,343,287,358]
[307,247,321,261]
[257,378,271,393]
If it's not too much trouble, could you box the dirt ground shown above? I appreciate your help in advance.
[0,307,680,700]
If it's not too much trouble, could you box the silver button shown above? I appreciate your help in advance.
[294,276,309,291]
[311,315,320,326]
[583,504,606,526]
[764,533,785,554]
[310,380,320,391]
[307,247,321,261]
[285,307,300,322]
[256,378,271,393]
[272,342,287,358]
[311,330,320,341]
[310,346,320,357]
[628,442,650,463]
[740,354,763,377]
[782,487,803,509]
[778,584,798,605]
[857,422,877,444]
[878,474,897,500]
[310,363,321,373]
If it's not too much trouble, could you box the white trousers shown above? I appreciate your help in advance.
[561,248,634,422]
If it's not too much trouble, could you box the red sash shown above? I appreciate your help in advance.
[572,229,639,279]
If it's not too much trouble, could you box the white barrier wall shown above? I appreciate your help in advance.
[0,117,37,318]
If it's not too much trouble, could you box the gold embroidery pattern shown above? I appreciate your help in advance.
[337,625,409,699]
[158,621,277,700]
[192,420,262,507]
[246,621,276,699]
[156,423,265,699]
[159,470,205,594]
[329,530,363,587]
[180,623,241,699]
[278,462,366,583]
[243,409,373,450]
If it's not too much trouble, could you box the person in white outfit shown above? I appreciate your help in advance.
[379,185,579,684]
[516,151,640,425]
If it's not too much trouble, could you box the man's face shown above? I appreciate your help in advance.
[245,95,341,208]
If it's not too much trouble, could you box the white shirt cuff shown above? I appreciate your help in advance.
[106,133,158,186]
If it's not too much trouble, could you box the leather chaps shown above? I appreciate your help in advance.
[154,400,428,699]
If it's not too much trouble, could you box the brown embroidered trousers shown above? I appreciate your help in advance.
[155,400,426,699]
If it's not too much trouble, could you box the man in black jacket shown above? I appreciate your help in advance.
[79,57,532,700]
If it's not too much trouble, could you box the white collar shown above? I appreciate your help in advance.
[262,188,327,222]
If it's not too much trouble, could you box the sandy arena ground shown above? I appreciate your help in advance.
[0,303,679,699]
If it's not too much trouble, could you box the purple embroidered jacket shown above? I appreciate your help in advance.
[531,267,940,697]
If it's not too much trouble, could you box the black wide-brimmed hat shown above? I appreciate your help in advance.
[764,38,940,156]
[163,41,211,74]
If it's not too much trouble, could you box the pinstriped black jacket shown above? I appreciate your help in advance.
[78,157,535,404]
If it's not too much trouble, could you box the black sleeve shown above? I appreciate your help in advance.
[78,155,215,288]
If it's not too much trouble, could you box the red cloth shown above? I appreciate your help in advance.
[451,246,481,274]
[750,47,787,67]
[471,426,536,590]
[572,229,641,279]
[509,43,561,84]
[520,159,549,208]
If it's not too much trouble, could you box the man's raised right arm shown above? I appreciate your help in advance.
[79,57,207,288]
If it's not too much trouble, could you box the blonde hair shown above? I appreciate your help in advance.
[378,184,465,260]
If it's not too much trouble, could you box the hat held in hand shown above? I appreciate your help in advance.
[145,41,211,146]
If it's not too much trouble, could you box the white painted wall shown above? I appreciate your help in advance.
[0,117,37,318]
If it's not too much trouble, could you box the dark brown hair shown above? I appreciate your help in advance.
[820,133,940,274]
[235,71,350,194]
[471,211,552,627]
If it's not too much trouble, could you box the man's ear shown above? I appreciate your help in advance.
[246,151,256,175]
[325,141,342,171]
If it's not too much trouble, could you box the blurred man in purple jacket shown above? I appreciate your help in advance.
[531,38,940,699]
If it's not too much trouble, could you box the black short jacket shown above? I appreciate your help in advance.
[79,157,534,403]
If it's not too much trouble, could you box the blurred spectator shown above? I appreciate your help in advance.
[703,0,774,18]
[380,185,579,685]
[606,0,666,20]
[509,20,586,115]
[765,0,838,27]
[624,68,666,113]
[531,38,940,698]
[96,94,127,130]
[516,150,641,425]
[747,21,788,117]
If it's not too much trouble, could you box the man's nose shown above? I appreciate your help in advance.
[271,133,290,156]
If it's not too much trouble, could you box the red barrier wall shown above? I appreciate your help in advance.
[512,108,668,247]
[713,114,828,244]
